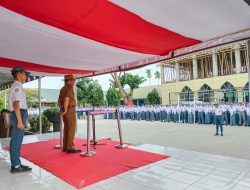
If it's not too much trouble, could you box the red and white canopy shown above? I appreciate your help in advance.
[0,0,250,76]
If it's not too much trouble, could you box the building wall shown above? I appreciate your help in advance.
[161,73,248,104]
[104,85,162,105]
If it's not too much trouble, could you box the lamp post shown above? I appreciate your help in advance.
[38,77,42,134]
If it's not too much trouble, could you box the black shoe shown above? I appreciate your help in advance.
[66,149,81,153]
[63,149,67,152]
[20,165,30,169]
[214,133,219,136]
[10,165,32,173]
[221,134,223,136]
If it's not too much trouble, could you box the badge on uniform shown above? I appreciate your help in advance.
[15,88,19,92]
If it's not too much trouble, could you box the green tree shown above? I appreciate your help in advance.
[154,70,161,85]
[147,88,160,105]
[24,89,38,107]
[0,90,9,111]
[0,96,4,111]
[145,69,152,85]
[111,72,146,103]
[87,81,104,106]
[76,78,92,105]
[77,79,104,106]
[106,87,121,106]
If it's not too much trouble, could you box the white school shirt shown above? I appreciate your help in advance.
[8,81,27,112]
[229,106,235,116]
[214,108,223,116]
[198,106,203,112]
[239,105,246,112]
[166,107,170,113]
[246,107,250,116]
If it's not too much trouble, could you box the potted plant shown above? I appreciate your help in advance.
[29,115,51,133]
[43,108,61,132]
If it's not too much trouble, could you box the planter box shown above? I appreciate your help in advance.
[52,121,60,132]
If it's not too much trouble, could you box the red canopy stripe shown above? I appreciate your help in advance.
[0,0,200,55]
[0,57,94,75]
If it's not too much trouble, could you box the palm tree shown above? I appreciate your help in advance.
[145,69,152,86]
[154,71,161,85]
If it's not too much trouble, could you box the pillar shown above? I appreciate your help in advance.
[237,88,243,103]
[161,66,165,84]
[4,88,7,109]
[247,40,250,103]
[175,62,180,81]
[235,45,241,74]
[212,51,218,77]
[192,56,198,79]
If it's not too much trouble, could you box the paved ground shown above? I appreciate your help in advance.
[1,132,250,190]
[76,119,250,160]
[1,120,250,190]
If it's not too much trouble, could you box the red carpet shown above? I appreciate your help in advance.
[9,139,169,189]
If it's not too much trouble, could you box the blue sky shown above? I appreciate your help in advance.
[23,63,160,91]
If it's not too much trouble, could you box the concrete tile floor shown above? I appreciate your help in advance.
[0,119,249,190]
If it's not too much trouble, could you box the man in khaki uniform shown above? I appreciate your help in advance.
[58,75,80,153]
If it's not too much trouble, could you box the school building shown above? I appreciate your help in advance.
[160,40,249,104]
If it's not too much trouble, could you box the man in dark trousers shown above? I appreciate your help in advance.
[214,104,224,136]
[58,75,80,153]
[8,66,32,173]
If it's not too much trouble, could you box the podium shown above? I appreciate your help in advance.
[81,109,128,157]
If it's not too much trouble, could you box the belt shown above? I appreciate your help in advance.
[12,109,26,113]
[68,105,76,108]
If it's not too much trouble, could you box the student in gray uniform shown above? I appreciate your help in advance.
[187,106,193,124]
[166,106,171,122]
[137,107,142,121]
[160,106,165,122]
[149,106,155,121]
[130,107,135,120]
[229,105,236,126]
[163,106,168,122]
[239,103,246,126]
[173,106,178,123]
[204,105,210,124]
[141,107,145,120]
[246,104,250,127]
[145,107,150,121]
[214,104,224,136]
[197,105,201,124]
[155,106,161,121]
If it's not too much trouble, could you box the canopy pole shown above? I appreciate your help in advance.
[73,81,78,132]
[4,88,7,109]
[38,77,42,134]
[247,40,250,103]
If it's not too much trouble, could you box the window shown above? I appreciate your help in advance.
[243,82,249,103]
[180,86,194,102]
[179,59,193,81]
[221,82,237,102]
[198,84,214,103]
[197,54,213,79]
[217,49,236,76]
[240,46,247,73]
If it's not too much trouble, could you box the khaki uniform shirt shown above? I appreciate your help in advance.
[58,84,76,112]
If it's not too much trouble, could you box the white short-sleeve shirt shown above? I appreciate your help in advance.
[8,81,27,111]
[215,108,223,116]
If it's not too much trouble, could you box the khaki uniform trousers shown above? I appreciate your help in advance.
[63,108,76,150]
